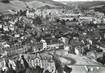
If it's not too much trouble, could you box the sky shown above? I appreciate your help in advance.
[53,0,105,1]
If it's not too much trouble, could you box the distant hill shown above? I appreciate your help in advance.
[0,0,67,13]
[26,1,57,9]
[66,1,105,9]
[0,0,26,13]
[1,0,105,14]
[75,1,105,14]
[19,0,67,7]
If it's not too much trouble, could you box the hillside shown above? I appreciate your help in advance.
[66,1,105,9]
[1,0,105,13]
[0,0,27,13]
[26,1,57,9]
[92,5,105,14]
[0,0,67,13]
[19,0,67,7]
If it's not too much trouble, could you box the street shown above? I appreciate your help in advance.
[55,49,105,73]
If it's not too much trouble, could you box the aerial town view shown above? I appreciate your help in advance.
[0,0,105,73]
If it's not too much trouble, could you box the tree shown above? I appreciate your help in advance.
[33,16,42,25]
[1,0,10,3]
[94,7,105,15]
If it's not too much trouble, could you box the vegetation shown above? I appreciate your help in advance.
[1,0,10,3]
[94,6,105,15]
